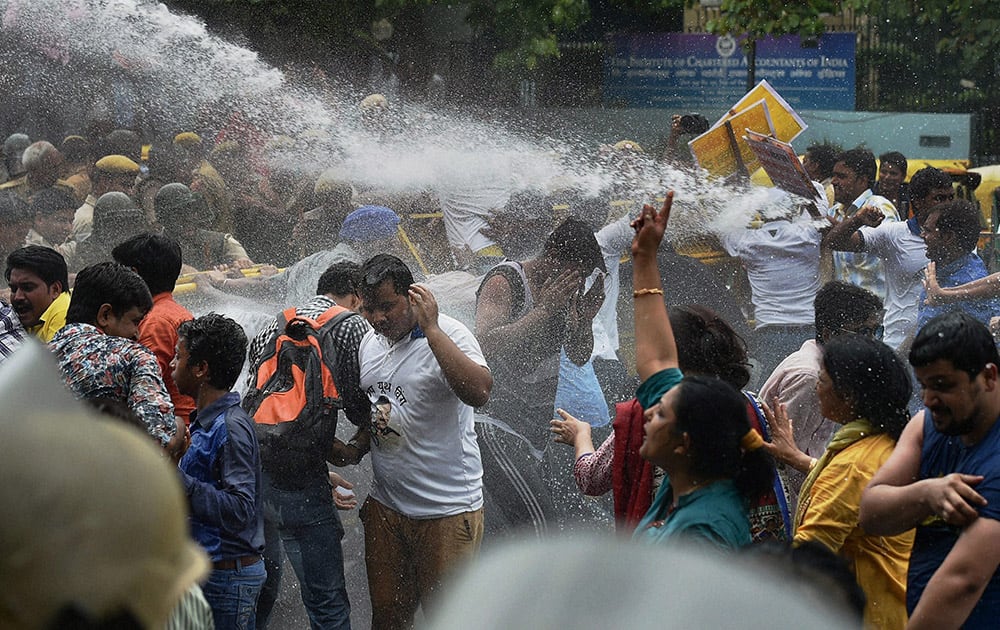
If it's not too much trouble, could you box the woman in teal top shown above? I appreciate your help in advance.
[630,193,776,549]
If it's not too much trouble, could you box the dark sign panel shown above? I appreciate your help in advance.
[605,33,855,111]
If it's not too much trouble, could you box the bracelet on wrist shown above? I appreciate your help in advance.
[633,288,665,298]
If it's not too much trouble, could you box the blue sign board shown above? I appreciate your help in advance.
[604,32,855,111]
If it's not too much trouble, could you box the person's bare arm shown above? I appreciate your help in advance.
[550,408,596,460]
[822,205,883,252]
[411,284,492,407]
[907,517,1000,629]
[632,192,679,381]
[475,272,574,361]
[861,413,987,535]
[925,261,1000,305]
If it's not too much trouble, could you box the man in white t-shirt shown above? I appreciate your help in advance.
[720,198,824,387]
[357,253,493,630]
[824,166,955,349]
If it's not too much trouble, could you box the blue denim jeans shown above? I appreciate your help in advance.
[257,472,351,630]
[203,557,266,630]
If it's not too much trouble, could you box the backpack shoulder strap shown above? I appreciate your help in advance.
[278,307,298,331]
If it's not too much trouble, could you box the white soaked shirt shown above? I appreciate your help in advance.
[859,218,928,349]
[720,216,821,327]
[592,214,633,361]
[359,313,487,518]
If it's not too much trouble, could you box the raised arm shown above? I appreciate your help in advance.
[410,284,492,407]
[631,192,678,381]
[822,205,884,252]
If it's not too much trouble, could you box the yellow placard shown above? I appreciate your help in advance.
[716,79,806,144]
[689,100,775,178]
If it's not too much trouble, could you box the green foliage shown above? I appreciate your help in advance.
[466,0,591,70]
[701,0,868,42]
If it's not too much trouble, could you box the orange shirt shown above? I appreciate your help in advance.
[139,292,195,426]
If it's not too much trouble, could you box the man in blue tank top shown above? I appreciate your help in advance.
[860,311,1000,629]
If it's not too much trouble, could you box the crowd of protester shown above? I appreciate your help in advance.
[3,109,1000,630]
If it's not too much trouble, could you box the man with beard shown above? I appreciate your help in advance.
[861,312,1000,629]
[916,200,999,329]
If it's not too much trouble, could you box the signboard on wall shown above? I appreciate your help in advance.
[604,32,855,111]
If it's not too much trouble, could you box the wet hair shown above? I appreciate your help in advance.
[822,335,911,440]
[879,151,907,175]
[804,143,840,180]
[112,233,183,295]
[813,281,882,344]
[673,375,776,502]
[85,396,145,432]
[317,261,361,297]
[836,147,877,187]
[5,245,68,292]
[742,541,866,624]
[177,313,247,391]
[929,199,983,252]
[543,217,604,274]
[910,311,1000,378]
[908,167,953,209]
[30,187,77,218]
[359,254,413,299]
[66,262,152,325]
[669,304,750,390]
[813,281,882,343]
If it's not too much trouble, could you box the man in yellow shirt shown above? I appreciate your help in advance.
[5,245,70,341]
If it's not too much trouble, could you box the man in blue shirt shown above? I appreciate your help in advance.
[918,200,999,330]
[174,313,264,630]
[861,312,1000,629]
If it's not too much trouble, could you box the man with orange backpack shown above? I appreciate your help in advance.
[244,261,370,630]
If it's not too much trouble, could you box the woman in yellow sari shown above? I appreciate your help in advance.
[764,334,914,629]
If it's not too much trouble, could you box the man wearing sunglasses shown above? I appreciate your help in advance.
[824,166,956,350]
[356,254,492,630]
[759,280,884,512]
[915,199,1000,331]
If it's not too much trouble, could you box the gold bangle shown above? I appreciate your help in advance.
[633,288,665,298]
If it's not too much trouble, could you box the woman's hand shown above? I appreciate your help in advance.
[760,399,814,473]
[550,409,597,461]
[550,409,591,447]
[630,191,673,260]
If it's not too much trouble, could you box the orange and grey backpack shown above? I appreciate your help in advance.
[243,305,354,459]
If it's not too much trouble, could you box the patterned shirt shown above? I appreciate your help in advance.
[50,323,177,446]
[828,190,898,300]
[0,302,26,364]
